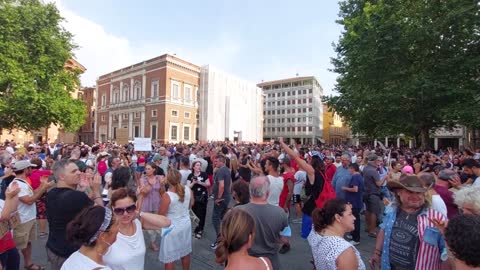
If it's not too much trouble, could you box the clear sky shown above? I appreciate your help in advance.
[55,0,343,95]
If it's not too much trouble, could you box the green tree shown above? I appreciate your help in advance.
[324,0,480,149]
[0,0,86,132]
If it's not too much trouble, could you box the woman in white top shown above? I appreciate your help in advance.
[158,170,193,270]
[103,187,171,270]
[307,198,366,270]
[215,208,272,270]
[61,206,118,270]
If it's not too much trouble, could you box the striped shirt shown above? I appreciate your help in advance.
[380,206,448,270]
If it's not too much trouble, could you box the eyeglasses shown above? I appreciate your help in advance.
[112,204,137,215]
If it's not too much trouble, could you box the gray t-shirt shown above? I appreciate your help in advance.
[213,166,231,200]
[389,209,420,270]
[363,164,381,195]
[238,203,288,270]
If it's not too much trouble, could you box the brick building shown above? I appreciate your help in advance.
[95,54,200,143]
[77,87,96,145]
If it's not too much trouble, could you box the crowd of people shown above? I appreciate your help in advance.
[0,138,479,270]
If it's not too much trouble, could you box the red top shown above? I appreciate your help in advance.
[137,156,146,165]
[325,164,337,184]
[279,172,295,209]
[29,169,52,190]
[0,231,15,253]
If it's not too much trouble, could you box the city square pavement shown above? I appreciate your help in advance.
[25,200,377,270]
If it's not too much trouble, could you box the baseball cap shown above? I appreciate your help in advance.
[152,154,161,162]
[367,154,379,162]
[12,160,37,171]
[401,165,414,174]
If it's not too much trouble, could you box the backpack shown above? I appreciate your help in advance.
[315,170,336,209]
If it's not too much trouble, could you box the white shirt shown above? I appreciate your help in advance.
[179,169,191,185]
[61,250,112,270]
[293,171,307,195]
[5,147,14,154]
[10,179,36,223]
[103,219,146,270]
[431,194,448,218]
[266,175,284,207]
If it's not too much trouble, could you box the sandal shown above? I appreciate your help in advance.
[368,232,377,238]
[39,232,48,238]
[25,264,45,270]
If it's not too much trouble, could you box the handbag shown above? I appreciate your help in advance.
[189,209,200,225]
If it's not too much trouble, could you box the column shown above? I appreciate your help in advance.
[130,78,134,100]
[385,137,388,147]
[140,111,145,137]
[434,138,438,150]
[128,112,133,139]
[409,140,413,148]
[397,137,401,148]
[118,113,122,128]
[109,85,113,104]
[374,139,378,147]
[142,74,146,98]
[120,82,124,102]
[108,114,113,140]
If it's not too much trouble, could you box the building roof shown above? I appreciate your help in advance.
[257,76,316,87]
[64,58,86,73]
[97,54,200,81]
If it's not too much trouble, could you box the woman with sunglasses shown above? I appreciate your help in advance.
[61,205,118,270]
[159,170,193,270]
[103,188,171,270]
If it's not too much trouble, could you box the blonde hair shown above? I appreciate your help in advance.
[166,169,185,203]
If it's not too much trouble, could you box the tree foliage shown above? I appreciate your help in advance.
[324,0,480,148]
[0,0,86,132]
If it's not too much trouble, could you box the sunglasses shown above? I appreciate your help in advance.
[112,204,137,215]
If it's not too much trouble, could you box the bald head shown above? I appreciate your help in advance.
[249,176,270,199]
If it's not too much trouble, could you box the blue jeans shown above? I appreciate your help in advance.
[301,214,313,239]
[0,248,20,270]
[212,199,229,238]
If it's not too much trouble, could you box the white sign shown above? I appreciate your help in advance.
[133,137,152,151]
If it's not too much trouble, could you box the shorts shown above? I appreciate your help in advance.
[301,213,313,239]
[365,194,382,215]
[136,166,145,173]
[292,194,301,204]
[13,219,37,250]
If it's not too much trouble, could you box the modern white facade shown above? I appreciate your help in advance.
[199,65,263,142]
[259,76,324,144]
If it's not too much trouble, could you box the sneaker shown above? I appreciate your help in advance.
[210,242,218,250]
[278,244,291,254]
[349,240,360,246]
[291,218,302,224]
[194,231,203,239]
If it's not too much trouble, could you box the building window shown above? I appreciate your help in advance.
[123,85,129,101]
[135,112,140,118]
[113,91,119,103]
[134,126,140,137]
[101,115,105,122]
[309,108,313,112]
[184,85,192,101]
[134,81,141,99]
[101,94,106,106]
[184,112,190,118]
[309,127,313,132]
[171,125,178,140]
[309,89,313,94]
[171,81,180,99]
[151,80,159,97]
[171,110,178,117]
[123,114,128,120]
[183,126,190,141]
[152,110,157,117]
[91,122,94,129]
[151,125,157,140]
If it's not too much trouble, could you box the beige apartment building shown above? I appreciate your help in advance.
[95,54,200,143]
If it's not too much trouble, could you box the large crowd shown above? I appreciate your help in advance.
[0,139,479,270]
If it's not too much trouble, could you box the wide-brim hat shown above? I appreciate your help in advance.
[387,175,428,193]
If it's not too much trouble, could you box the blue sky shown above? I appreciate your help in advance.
[57,0,343,95]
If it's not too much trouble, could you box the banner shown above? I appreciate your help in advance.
[133,137,152,151]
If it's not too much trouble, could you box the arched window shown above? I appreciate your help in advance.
[113,88,119,103]
[123,85,129,101]
[134,81,141,99]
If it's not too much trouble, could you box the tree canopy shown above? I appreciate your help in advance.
[324,0,480,148]
[0,0,86,132]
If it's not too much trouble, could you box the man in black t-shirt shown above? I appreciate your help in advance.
[46,159,103,270]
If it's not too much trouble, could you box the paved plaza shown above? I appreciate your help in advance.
[26,200,376,270]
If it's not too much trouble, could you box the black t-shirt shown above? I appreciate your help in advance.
[187,172,209,203]
[155,166,165,176]
[302,171,325,216]
[46,188,93,257]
